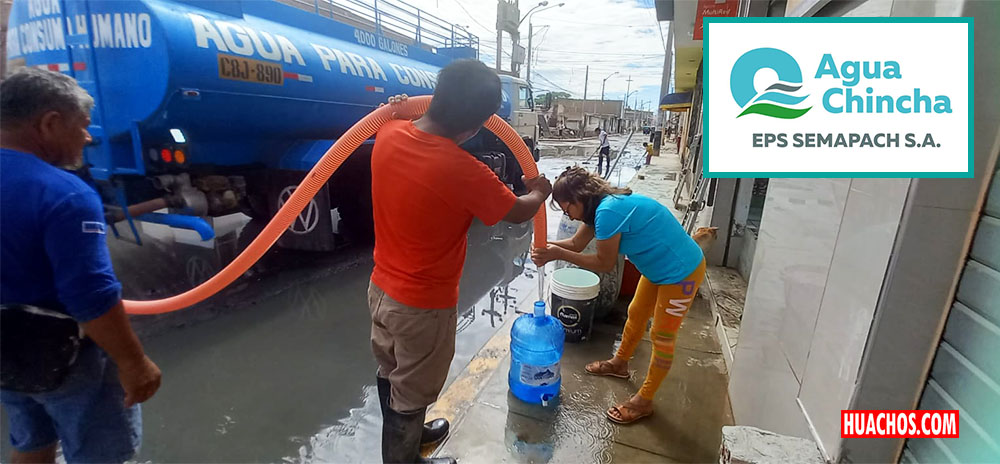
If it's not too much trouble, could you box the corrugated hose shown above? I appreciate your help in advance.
[123,95,547,315]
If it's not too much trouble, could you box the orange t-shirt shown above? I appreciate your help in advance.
[370,120,518,309]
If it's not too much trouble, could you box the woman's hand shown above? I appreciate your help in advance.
[531,244,565,268]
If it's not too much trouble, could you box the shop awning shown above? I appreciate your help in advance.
[659,91,692,112]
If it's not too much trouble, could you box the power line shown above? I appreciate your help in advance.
[532,70,574,94]
[481,38,661,57]
[534,18,644,27]
[644,2,668,52]
[534,74,571,93]
[531,48,662,57]
[531,26,552,69]
[450,0,494,36]
[536,56,663,64]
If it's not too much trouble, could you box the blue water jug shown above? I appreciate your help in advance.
[509,301,565,405]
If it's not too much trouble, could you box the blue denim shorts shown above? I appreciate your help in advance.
[1,342,141,463]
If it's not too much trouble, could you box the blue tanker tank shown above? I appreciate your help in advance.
[5,0,538,250]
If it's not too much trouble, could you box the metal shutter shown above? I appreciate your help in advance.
[903,167,1000,463]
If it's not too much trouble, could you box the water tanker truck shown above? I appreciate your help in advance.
[5,0,539,251]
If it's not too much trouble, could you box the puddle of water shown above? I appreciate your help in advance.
[0,134,653,462]
[536,135,648,188]
[534,135,649,239]
[1,216,532,463]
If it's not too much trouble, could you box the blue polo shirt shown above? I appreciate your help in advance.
[0,149,122,322]
[594,193,703,285]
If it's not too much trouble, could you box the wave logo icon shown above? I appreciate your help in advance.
[731,48,811,119]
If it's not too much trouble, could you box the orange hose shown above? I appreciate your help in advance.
[123,95,547,314]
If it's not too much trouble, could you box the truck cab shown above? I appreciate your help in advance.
[499,75,540,160]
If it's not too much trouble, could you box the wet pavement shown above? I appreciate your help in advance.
[0,134,644,463]
[1,217,531,463]
[536,133,652,237]
[432,288,733,463]
[429,142,734,463]
[537,133,650,190]
[121,217,532,463]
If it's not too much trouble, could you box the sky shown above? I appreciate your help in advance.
[401,0,671,112]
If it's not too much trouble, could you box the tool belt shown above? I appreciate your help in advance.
[1,304,84,393]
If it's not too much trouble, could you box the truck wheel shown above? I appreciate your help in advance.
[245,189,270,220]
[267,171,338,252]
[328,145,374,246]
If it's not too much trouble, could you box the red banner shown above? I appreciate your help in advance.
[841,410,959,438]
[693,0,741,40]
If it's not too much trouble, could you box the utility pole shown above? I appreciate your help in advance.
[583,65,589,101]
[496,27,502,72]
[658,23,674,127]
[517,1,561,82]
[526,23,533,85]
[600,71,617,101]
[621,75,632,118]
[625,75,633,107]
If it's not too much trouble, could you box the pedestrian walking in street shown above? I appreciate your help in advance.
[369,59,552,464]
[643,142,654,166]
[531,167,704,425]
[594,127,611,176]
[1,68,162,464]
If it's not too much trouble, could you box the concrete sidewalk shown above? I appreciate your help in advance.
[427,150,734,463]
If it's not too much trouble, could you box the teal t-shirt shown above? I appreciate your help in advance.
[593,193,703,285]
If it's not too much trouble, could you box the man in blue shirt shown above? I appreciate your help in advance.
[1,68,161,463]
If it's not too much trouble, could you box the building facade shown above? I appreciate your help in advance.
[657,0,999,462]
[547,98,624,135]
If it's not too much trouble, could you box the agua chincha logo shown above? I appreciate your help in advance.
[730,48,811,119]
[705,19,970,178]
[731,48,953,120]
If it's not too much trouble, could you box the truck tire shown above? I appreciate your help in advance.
[522,137,539,162]
[328,145,374,246]
[267,171,338,252]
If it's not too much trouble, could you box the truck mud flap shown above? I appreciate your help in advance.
[268,171,338,252]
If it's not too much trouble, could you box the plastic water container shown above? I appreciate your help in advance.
[509,301,564,405]
[550,268,601,342]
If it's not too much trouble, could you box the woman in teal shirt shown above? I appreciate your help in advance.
[532,167,706,424]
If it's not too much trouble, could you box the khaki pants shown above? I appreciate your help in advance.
[368,281,457,412]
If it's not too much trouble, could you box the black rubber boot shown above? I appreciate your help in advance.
[381,404,457,464]
[420,418,449,446]
[377,377,450,446]
[377,376,391,414]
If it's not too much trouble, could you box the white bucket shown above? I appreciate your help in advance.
[550,268,600,342]
[551,268,601,300]
[554,216,624,319]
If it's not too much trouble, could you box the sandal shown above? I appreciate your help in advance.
[606,402,653,424]
[585,360,629,379]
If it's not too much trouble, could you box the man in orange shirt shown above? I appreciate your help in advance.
[370,60,551,464]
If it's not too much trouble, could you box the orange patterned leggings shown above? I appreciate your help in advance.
[615,259,706,399]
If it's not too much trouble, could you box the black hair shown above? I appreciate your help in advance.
[551,166,632,226]
[425,59,502,137]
